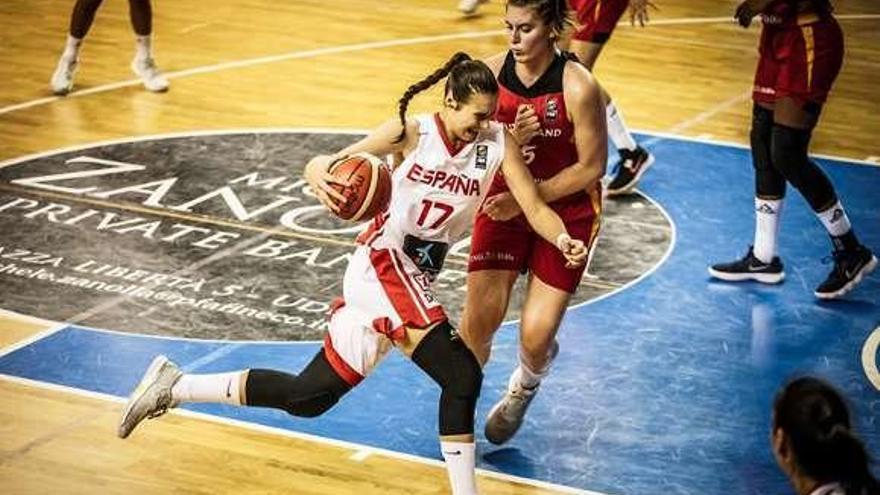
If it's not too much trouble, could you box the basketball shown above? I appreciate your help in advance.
[328,152,392,221]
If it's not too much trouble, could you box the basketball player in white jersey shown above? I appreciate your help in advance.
[117,52,587,495]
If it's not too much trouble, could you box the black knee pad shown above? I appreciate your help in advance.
[751,104,786,198]
[771,124,837,211]
[245,350,352,418]
[412,321,483,435]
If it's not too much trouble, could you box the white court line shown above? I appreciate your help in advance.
[349,449,372,462]
[559,190,677,317]
[862,327,880,392]
[0,309,68,359]
[0,127,367,169]
[0,373,611,495]
[2,14,878,117]
[180,343,244,373]
[3,124,875,170]
[634,127,880,168]
[641,91,752,147]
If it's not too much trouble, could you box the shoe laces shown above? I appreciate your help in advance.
[501,383,534,414]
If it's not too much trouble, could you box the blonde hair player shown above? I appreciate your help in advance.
[117,52,587,495]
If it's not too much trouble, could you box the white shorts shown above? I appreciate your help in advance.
[323,245,447,386]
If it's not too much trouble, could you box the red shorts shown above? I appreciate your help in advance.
[569,0,629,43]
[753,15,844,105]
[468,199,601,294]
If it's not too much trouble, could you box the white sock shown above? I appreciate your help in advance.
[816,200,852,238]
[517,362,543,389]
[517,347,555,389]
[135,35,153,61]
[606,101,637,152]
[171,371,245,405]
[62,35,82,59]
[441,441,478,495]
[753,198,783,264]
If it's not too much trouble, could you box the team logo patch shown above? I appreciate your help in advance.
[545,98,558,122]
[475,145,488,170]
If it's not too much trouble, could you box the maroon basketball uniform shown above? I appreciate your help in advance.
[468,51,601,293]
[569,0,629,43]
[753,0,843,106]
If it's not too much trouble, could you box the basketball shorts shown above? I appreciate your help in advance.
[323,246,447,386]
[753,15,844,106]
[569,0,629,43]
[468,200,602,294]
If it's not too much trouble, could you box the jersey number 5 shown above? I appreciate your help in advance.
[521,144,536,165]
[416,199,454,229]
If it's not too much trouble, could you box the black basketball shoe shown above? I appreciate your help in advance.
[606,146,654,196]
[708,246,785,284]
[814,245,877,299]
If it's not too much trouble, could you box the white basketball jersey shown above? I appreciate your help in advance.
[361,113,505,249]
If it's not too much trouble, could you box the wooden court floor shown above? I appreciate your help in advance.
[1,0,879,493]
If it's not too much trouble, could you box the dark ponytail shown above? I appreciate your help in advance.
[773,377,879,495]
[394,52,470,143]
[394,52,498,143]
[829,427,880,495]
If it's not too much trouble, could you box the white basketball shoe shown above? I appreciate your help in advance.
[458,0,488,15]
[484,342,558,445]
[50,55,78,95]
[131,57,170,92]
[118,355,182,438]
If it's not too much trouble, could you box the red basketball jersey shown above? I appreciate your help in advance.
[488,51,588,208]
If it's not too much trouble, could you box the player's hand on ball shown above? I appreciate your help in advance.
[304,155,349,213]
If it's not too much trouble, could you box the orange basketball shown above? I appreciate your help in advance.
[328,152,392,222]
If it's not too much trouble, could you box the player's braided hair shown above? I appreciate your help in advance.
[506,0,573,37]
[394,52,498,143]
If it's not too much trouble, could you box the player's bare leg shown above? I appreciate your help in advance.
[50,0,103,95]
[484,276,568,445]
[129,0,169,92]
